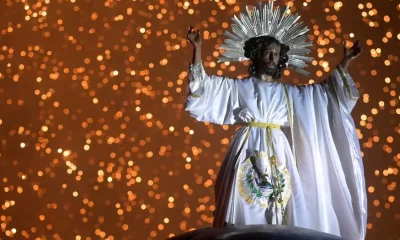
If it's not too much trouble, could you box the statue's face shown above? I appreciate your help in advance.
[253,43,281,77]
[260,43,280,68]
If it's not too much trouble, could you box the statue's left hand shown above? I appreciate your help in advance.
[343,40,362,60]
[340,40,362,69]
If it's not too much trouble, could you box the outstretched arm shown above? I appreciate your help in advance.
[185,26,239,125]
[295,40,362,112]
[288,40,367,240]
[188,26,202,66]
[334,40,362,111]
[339,40,362,71]
[319,40,362,112]
[187,26,205,96]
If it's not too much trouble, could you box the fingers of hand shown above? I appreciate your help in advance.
[343,41,349,54]
[352,40,361,56]
[187,26,195,40]
[343,42,349,56]
[353,41,360,49]
[354,48,362,57]
[342,40,362,58]
[187,26,194,36]
[187,27,200,39]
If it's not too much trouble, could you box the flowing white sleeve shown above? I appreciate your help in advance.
[185,62,239,125]
[325,64,360,112]
[289,67,366,239]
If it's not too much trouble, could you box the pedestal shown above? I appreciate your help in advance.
[169,225,342,240]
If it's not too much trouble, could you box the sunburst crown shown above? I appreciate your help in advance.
[218,1,313,76]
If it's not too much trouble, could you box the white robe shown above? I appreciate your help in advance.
[185,62,367,240]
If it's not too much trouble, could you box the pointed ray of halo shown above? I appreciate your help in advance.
[218,1,313,76]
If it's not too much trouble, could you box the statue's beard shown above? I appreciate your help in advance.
[263,64,277,76]
[256,62,278,76]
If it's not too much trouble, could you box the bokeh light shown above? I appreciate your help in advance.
[0,0,399,239]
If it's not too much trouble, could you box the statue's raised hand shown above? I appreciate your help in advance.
[187,26,202,48]
[344,40,362,60]
[340,40,362,69]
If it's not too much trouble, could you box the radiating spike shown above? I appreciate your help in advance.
[277,6,290,29]
[277,14,292,33]
[270,6,280,34]
[288,48,312,55]
[280,22,303,42]
[289,55,313,62]
[232,15,248,35]
[231,23,249,40]
[240,13,256,38]
[253,6,260,35]
[289,41,313,49]
[222,51,245,58]
[219,43,244,51]
[289,26,309,40]
[224,30,242,42]
[288,64,310,76]
[281,14,299,33]
[274,5,283,31]
[285,35,309,46]
[224,39,245,48]
[267,2,272,31]
[217,56,249,63]
[245,5,252,20]
[288,58,306,64]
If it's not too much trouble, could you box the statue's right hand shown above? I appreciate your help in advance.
[187,25,202,48]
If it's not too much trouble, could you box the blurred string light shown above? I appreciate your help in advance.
[0,0,399,239]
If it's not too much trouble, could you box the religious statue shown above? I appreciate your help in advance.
[185,2,366,240]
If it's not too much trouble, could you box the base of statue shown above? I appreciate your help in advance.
[169,225,342,240]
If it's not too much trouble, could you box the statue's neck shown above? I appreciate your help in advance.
[254,73,277,83]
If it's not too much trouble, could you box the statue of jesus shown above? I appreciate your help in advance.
[185,3,366,240]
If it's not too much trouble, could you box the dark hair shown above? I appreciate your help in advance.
[243,36,290,80]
